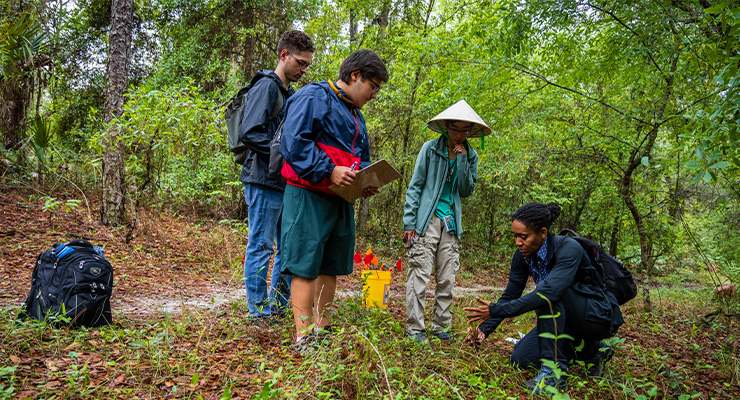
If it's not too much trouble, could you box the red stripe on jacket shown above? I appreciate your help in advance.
[282,106,362,196]
[281,143,360,195]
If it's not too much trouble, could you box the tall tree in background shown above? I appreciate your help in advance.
[101,0,133,226]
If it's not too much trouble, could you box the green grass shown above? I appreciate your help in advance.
[2,285,738,399]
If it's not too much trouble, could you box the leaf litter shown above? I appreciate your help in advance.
[1,189,739,398]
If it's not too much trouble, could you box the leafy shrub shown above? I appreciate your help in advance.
[90,81,236,209]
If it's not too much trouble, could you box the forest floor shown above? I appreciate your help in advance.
[1,188,739,399]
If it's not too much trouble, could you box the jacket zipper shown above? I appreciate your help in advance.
[351,109,359,157]
[420,146,448,232]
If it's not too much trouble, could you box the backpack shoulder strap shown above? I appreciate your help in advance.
[559,228,579,237]
[551,235,566,251]
[249,72,267,87]
[237,73,265,99]
[269,86,285,120]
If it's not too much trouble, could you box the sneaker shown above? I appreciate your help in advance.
[431,330,454,342]
[585,343,615,378]
[313,325,338,345]
[525,366,567,395]
[269,306,290,320]
[291,334,318,355]
[249,315,279,328]
[404,331,427,343]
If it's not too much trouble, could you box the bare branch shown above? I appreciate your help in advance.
[507,62,656,127]
[501,83,549,117]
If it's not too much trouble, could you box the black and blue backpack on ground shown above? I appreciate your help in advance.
[560,229,637,305]
[19,239,113,327]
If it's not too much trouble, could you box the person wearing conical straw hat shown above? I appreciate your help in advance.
[402,100,490,343]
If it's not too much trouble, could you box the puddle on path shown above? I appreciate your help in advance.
[114,284,507,317]
[456,285,506,297]
[115,285,245,316]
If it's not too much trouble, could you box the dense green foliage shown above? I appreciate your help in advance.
[1,0,739,285]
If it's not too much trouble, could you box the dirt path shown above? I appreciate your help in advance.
[1,189,513,320]
[111,278,507,318]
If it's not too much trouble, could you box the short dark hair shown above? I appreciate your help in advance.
[445,120,473,127]
[277,30,315,55]
[511,202,562,232]
[338,49,389,84]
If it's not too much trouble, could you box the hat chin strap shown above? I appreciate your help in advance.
[434,121,451,143]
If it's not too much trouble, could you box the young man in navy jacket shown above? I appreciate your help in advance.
[239,30,314,324]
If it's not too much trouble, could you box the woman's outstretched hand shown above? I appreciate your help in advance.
[464,297,492,324]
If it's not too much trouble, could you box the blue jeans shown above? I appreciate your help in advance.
[244,184,292,317]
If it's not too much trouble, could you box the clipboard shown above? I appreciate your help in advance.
[329,159,401,202]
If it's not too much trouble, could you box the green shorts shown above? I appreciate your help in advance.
[280,185,355,279]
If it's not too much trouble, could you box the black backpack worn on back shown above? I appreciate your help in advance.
[19,239,113,327]
[560,229,637,305]
[225,73,285,166]
[268,118,289,183]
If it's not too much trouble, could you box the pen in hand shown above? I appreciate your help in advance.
[350,161,359,172]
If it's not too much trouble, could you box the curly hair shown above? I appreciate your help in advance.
[511,202,562,232]
[277,30,315,55]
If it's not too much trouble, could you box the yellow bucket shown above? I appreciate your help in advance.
[361,270,392,308]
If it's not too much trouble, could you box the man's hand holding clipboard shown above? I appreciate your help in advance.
[329,159,401,202]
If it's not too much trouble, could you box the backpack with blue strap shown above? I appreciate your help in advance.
[19,239,113,327]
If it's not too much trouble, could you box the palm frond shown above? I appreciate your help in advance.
[0,13,48,77]
[27,115,53,166]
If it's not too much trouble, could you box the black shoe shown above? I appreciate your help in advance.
[313,325,338,345]
[404,331,427,343]
[249,315,279,328]
[525,366,567,395]
[291,334,319,355]
[431,330,454,342]
[585,343,615,378]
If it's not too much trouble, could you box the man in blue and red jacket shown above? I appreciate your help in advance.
[279,49,388,350]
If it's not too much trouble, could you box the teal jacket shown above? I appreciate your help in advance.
[403,136,479,238]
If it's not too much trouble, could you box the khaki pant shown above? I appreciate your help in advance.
[405,215,460,334]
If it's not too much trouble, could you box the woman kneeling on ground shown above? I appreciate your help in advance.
[464,202,624,395]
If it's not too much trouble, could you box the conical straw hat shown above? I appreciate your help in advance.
[426,100,491,138]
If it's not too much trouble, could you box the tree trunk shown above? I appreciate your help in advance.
[616,54,679,312]
[669,153,684,222]
[349,8,357,42]
[569,186,592,232]
[620,175,653,311]
[101,0,133,226]
[356,197,370,232]
[241,5,255,82]
[378,2,390,39]
[2,86,26,151]
[608,211,620,257]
